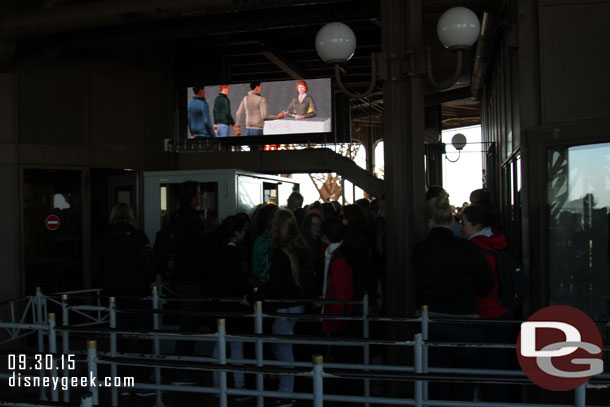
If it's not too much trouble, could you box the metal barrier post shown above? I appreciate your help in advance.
[362,293,370,407]
[87,340,99,405]
[414,333,423,407]
[151,285,165,407]
[574,383,586,407]
[35,287,47,401]
[81,393,93,407]
[61,294,70,403]
[109,297,118,407]
[218,318,228,407]
[96,289,102,323]
[312,354,324,407]
[421,305,429,401]
[42,290,48,324]
[254,301,264,407]
[48,313,59,402]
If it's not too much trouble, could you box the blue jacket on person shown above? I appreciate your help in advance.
[188,96,215,137]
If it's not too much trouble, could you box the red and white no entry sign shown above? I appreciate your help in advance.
[45,215,60,231]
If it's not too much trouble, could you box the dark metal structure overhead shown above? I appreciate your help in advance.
[2,0,502,128]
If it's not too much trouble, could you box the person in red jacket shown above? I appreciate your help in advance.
[461,204,515,402]
[320,217,354,336]
[320,216,358,403]
[461,204,510,319]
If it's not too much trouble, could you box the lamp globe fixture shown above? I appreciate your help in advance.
[437,7,480,50]
[315,22,357,64]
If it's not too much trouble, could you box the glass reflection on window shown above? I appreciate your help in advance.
[53,194,71,210]
[547,142,610,321]
[241,181,262,213]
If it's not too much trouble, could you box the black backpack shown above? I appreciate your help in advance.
[484,248,528,309]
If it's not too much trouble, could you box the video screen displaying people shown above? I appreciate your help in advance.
[186,78,332,139]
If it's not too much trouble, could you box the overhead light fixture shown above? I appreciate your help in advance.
[428,7,481,90]
[315,6,481,98]
[436,7,481,50]
[445,133,467,162]
[315,22,377,99]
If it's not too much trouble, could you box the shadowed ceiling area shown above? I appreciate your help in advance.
[2,0,503,130]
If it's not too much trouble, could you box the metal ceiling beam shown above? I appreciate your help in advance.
[424,86,473,106]
[260,43,308,80]
[0,0,345,37]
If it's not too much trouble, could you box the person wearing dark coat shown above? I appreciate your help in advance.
[413,190,494,402]
[101,203,153,297]
[170,181,209,385]
[213,84,237,137]
[211,216,252,403]
[101,203,154,389]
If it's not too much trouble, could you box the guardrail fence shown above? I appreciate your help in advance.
[1,286,608,407]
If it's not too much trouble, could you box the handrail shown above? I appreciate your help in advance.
[3,287,608,407]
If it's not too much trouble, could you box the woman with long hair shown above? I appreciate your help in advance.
[251,203,279,285]
[252,209,310,407]
[300,212,323,254]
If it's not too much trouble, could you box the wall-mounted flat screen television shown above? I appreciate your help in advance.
[185,78,332,140]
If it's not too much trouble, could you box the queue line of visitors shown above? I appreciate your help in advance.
[100,183,516,405]
[98,186,384,406]
[416,186,518,403]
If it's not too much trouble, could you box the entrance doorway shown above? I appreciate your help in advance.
[23,169,83,294]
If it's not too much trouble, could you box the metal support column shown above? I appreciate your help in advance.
[381,0,426,378]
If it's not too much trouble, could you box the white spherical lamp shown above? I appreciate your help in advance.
[437,7,481,50]
[315,22,357,64]
[451,133,467,151]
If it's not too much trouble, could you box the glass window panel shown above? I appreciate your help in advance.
[278,182,296,208]
[160,182,218,228]
[516,155,522,194]
[116,190,131,205]
[374,141,385,179]
[240,181,262,212]
[343,178,354,204]
[510,161,515,207]
[263,183,277,206]
[547,142,610,321]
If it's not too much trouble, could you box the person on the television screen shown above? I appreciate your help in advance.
[188,86,215,138]
[235,82,285,136]
[282,80,317,119]
[213,85,237,138]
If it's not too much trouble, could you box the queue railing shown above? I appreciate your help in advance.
[2,286,610,407]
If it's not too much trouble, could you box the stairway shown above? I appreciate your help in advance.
[177,148,385,197]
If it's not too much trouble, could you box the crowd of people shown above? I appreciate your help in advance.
[415,186,517,402]
[100,182,518,405]
[101,185,386,407]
